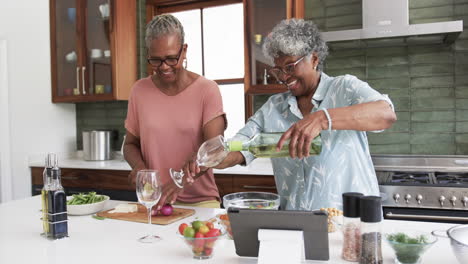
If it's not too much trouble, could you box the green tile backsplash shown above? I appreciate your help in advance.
[76,0,468,155]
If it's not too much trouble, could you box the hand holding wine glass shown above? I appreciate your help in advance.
[169,135,228,188]
[136,169,162,243]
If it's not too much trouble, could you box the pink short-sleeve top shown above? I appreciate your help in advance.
[125,75,225,203]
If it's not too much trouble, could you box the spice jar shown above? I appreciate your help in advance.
[359,196,383,264]
[341,192,363,262]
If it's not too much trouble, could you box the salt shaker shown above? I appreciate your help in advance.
[341,192,363,262]
[359,196,383,264]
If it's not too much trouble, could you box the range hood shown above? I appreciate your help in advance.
[322,0,463,46]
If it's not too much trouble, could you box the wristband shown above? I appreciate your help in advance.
[321,108,332,132]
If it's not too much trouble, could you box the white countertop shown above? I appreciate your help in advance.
[0,196,461,264]
[28,152,274,175]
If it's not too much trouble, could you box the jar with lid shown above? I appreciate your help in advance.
[359,196,383,264]
[341,192,363,262]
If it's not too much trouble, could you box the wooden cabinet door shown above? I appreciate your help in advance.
[232,174,277,193]
[50,0,136,103]
[31,167,133,191]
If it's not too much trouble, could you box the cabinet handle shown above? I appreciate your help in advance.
[242,185,276,189]
[62,176,80,180]
[81,66,86,95]
[76,67,80,95]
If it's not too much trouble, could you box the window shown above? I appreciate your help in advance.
[168,3,245,139]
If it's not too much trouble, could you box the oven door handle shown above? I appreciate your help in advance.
[386,212,468,222]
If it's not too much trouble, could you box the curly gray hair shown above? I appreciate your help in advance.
[262,19,328,71]
[145,14,185,49]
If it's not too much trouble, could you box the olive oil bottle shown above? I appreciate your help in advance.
[47,162,68,239]
[227,132,322,158]
[41,153,55,237]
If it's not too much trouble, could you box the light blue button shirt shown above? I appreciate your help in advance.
[233,72,394,211]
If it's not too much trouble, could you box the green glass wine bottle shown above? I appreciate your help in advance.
[227,132,321,158]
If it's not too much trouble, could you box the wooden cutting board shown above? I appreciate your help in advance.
[96,203,195,225]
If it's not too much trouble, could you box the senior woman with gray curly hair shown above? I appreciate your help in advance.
[208,18,397,211]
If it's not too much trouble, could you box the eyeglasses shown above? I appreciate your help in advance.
[147,45,183,67]
[268,56,306,81]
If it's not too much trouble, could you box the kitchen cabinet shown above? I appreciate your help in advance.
[243,0,307,116]
[214,173,277,202]
[31,167,276,203]
[31,167,137,201]
[50,0,137,103]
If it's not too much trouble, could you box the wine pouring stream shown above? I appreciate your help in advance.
[169,135,228,188]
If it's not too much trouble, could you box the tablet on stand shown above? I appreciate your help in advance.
[228,207,329,261]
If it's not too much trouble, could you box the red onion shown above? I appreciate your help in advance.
[159,204,173,216]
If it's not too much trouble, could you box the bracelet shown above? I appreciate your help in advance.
[321,108,332,132]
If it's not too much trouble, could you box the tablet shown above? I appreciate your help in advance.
[227,207,329,261]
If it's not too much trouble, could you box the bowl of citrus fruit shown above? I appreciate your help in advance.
[178,219,226,260]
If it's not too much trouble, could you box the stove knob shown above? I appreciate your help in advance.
[462,197,468,207]
[439,196,446,207]
[416,194,423,204]
[393,193,400,203]
[404,194,411,204]
[449,196,457,207]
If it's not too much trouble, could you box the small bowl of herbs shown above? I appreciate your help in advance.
[67,192,109,215]
[384,230,438,264]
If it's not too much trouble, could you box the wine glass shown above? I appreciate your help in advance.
[169,135,228,188]
[136,169,162,243]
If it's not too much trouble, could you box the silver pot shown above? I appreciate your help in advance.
[82,130,113,161]
[433,225,468,264]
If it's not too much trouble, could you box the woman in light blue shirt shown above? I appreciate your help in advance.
[191,19,396,210]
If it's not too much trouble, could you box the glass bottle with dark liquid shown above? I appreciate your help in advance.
[46,159,68,239]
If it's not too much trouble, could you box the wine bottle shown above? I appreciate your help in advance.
[227,132,321,158]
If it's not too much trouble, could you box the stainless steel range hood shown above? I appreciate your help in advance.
[322,0,463,46]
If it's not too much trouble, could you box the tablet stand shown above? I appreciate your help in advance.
[257,229,305,264]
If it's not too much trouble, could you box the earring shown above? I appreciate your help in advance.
[183,59,188,69]
[314,65,317,70]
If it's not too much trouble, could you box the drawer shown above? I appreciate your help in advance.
[232,175,277,193]
[31,167,133,191]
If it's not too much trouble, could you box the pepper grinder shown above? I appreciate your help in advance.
[359,196,383,264]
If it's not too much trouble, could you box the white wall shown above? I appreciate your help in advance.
[0,0,76,202]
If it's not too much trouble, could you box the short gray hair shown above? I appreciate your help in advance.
[145,14,185,49]
[262,19,328,71]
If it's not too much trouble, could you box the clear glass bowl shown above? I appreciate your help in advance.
[384,230,438,264]
[177,227,226,260]
[222,192,280,210]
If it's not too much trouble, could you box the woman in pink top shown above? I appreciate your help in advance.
[123,14,226,209]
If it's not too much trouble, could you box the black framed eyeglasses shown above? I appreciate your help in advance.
[268,55,306,81]
[147,45,184,67]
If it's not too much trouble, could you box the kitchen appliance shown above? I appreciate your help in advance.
[374,155,468,223]
[322,0,463,45]
[82,130,113,161]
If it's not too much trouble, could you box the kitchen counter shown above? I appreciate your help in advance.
[28,152,274,175]
[0,196,461,264]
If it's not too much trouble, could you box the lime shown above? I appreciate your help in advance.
[192,220,204,232]
[183,226,195,238]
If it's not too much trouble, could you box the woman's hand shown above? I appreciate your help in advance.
[155,180,182,210]
[180,153,204,185]
[277,110,328,159]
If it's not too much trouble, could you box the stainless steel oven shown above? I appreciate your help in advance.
[374,155,468,224]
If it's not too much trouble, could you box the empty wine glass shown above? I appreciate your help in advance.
[169,135,228,188]
[136,169,162,243]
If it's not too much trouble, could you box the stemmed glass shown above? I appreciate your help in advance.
[136,169,162,243]
[169,135,228,188]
